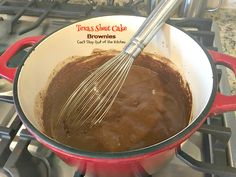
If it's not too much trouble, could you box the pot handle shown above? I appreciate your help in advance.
[0,36,44,104]
[0,35,44,82]
[208,50,236,115]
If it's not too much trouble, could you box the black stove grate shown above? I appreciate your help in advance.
[0,0,145,34]
[0,118,50,177]
[0,116,21,167]
[168,18,217,50]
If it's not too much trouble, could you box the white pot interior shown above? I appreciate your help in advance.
[17,16,214,134]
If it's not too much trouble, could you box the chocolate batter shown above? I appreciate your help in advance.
[38,50,192,152]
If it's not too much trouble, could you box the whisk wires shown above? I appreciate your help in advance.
[56,52,134,127]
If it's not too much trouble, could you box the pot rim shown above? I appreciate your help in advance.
[12,15,218,159]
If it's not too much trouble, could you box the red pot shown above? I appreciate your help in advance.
[1,16,236,177]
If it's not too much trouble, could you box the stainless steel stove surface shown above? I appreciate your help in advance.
[0,1,236,177]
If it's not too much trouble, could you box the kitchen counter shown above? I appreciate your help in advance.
[205,8,236,56]
[205,8,236,93]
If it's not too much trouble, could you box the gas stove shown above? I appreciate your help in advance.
[0,1,236,177]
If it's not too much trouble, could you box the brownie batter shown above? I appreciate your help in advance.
[37,50,192,152]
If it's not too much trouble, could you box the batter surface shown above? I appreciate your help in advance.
[38,50,192,152]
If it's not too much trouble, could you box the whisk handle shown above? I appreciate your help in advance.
[124,0,182,58]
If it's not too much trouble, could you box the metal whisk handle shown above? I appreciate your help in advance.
[124,0,182,58]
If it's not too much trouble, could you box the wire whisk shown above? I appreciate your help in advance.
[56,0,182,128]
[57,53,133,127]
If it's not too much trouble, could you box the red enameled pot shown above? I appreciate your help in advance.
[1,16,236,177]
